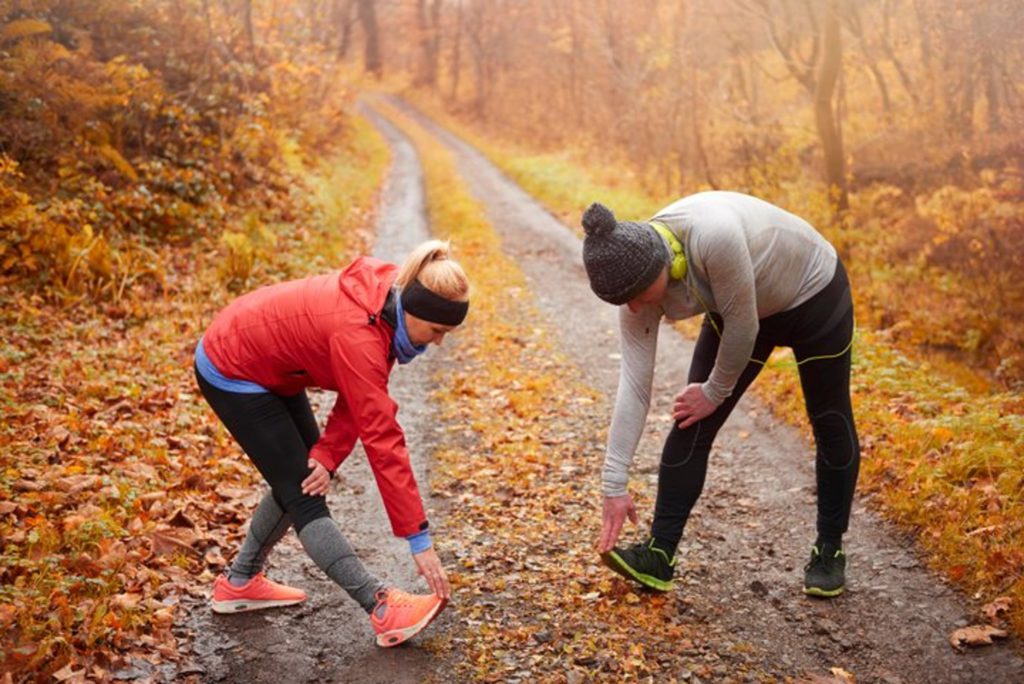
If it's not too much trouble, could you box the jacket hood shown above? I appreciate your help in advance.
[338,256,398,318]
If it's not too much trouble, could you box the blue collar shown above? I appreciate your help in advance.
[392,294,427,364]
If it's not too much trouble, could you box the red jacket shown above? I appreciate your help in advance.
[203,257,427,537]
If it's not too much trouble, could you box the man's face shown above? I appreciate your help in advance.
[625,267,669,313]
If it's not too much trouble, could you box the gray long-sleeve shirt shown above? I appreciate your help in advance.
[603,191,837,496]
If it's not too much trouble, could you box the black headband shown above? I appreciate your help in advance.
[400,279,469,327]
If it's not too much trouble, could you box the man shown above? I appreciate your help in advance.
[581,192,859,597]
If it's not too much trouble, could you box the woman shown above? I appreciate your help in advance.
[194,240,468,647]
[581,192,859,598]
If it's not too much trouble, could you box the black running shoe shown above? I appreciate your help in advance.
[803,544,846,598]
[600,539,675,592]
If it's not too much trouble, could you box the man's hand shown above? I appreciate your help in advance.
[413,547,451,600]
[301,459,330,496]
[672,382,717,429]
[599,494,638,553]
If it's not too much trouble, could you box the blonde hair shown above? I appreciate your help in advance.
[396,240,470,302]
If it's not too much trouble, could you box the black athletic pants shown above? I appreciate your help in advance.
[195,370,331,533]
[651,259,860,555]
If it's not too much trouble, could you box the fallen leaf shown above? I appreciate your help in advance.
[830,667,855,683]
[948,624,1008,650]
[52,664,86,683]
[54,474,102,494]
[982,596,1012,623]
[152,607,175,628]
[215,484,249,500]
[62,514,88,530]
[167,508,196,528]
[138,491,166,507]
[204,549,227,567]
[149,527,199,556]
[49,425,71,446]
[110,593,142,611]
[795,673,854,684]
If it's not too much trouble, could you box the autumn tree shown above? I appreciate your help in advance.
[332,0,357,58]
[414,0,442,87]
[730,0,848,211]
[356,0,382,78]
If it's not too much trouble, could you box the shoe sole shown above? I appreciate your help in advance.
[375,598,447,648]
[600,551,673,592]
[211,597,305,613]
[803,585,845,598]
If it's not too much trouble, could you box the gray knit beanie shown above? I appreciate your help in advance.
[581,202,667,305]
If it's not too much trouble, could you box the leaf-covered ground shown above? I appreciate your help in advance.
[5,90,1022,683]
[0,117,388,681]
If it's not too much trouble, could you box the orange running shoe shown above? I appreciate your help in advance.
[211,572,307,613]
[369,588,446,647]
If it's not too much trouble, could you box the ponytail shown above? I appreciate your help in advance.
[396,240,470,302]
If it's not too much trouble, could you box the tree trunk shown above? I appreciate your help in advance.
[466,3,493,119]
[203,0,214,75]
[814,0,848,213]
[913,0,937,110]
[356,0,382,78]
[242,0,256,61]
[335,0,355,58]
[982,45,1003,133]
[957,58,976,141]
[845,3,892,121]
[470,29,487,119]
[569,0,583,127]
[866,62,892,121]
[692,62,717,190]
[415,0,442,88]
[448,0,463,102]
[880,0,918,107]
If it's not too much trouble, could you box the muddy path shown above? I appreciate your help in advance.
[381,95,1024,684]
[176,105,455,683]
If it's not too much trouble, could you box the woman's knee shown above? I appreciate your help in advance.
[280,492,332,533]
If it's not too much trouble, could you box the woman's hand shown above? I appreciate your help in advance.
[413,547,451,600]
[672,383,717,429]
[599,494,637,553]
[301,459,330,496]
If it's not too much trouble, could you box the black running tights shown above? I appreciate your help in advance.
[650,260,860,556]
[195,370,330,533]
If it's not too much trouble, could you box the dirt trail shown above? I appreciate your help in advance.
[177,105,453,683]
[383,96,1024,683]
[177,95,1022,683]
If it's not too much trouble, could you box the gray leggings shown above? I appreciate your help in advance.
[196,369,385,611]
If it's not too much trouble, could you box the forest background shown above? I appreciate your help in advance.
[0,0,1021,680]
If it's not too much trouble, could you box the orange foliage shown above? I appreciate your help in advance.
[0,2,385,680]
[0,0,359,304]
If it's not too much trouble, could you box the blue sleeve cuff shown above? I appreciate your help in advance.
[407,530,432,554]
